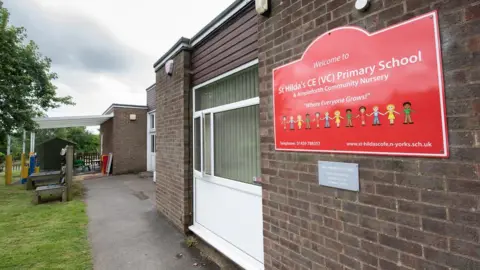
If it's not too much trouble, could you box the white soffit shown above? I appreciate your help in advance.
[33,115,114,129]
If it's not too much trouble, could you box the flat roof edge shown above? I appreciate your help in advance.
[152,0,254,71]
[102,104,149,115]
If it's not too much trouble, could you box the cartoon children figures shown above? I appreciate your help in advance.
[289,116,295,130]
[333,110,344,128]
[385,104,400,125]
[305,114,311,129]
[345,109,353,127]
[357,106,367,126]
[281,116,287,130]
[323,112,331,128]
[314,112,321,128]
[296,115,304,130]
[367,106,384,126]
[403,102,414,124]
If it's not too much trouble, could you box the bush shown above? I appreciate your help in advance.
[0,152,5,165]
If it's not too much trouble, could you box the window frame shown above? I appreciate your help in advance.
[150,134,156,153]
[148,112,155,131]
[192,59,259,189]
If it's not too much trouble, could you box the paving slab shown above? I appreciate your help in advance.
[84,175,218,270]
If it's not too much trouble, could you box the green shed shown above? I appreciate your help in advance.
[36,138,76,171]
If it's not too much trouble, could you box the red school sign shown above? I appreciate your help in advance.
[273,11,448,157]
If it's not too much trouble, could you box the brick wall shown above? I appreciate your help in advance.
[111,107,147,174]
[100,118,113,156]
[259,1,480,270]
[155,50,193,233]
[147,85,156,111]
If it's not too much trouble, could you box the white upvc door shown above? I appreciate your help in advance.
[147,111,156,177]
[190,61,264,270]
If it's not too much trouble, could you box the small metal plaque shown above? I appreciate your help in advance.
[318,161,359,191]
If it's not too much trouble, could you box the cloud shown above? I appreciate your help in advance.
[1,0,234,130]
[2,0,152,124]
[4,0,149,74]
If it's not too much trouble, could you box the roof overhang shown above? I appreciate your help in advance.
[33,115,114,129]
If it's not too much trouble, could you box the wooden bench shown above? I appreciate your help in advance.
[26,171,62,190]
[32,185,67,205]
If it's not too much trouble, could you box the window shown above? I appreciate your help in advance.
[204,113,211,175]
[150,113,155,129]
[214,106,260,183]
[194,64,259,184]
[150,134,156,153]
[194,117,201,171]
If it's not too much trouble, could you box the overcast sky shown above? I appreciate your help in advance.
[3,0,233,119]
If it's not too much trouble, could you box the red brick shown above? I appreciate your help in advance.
[400,253,448,270]
[345,223,378,242]
[379,234,422,256]
[311,204,336,219]
[359,169,395,184]
[300,247,326,267]
[361,240,398,262]
[376,184,419,201]
[342,201,377,217]
[327,15,348,30]
[359,215,397,236]
[338,232,360,248]
[424,246,480,269]
[323,216,344,230]
[359,193,396,210]
[450,238,480,260]
[421,190,478,209]
[322,196,342,209]
[297,172,317,183]
[325,259,343,270]
[398,200,447,220]
[448,179,480,195]
[466,4,480,21]
[449,208,480,227]
[326,0,348,12]
[399,226,448,250]
[405,0,431,11]
[339,254,361,270]
[337,210,359,225]
[423,218,479,242]
[344,245,378,267]
[324,237,343,252]
[379,258,410,270]
[395,173,445,190]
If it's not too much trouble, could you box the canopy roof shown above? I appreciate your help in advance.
[33,114,113,129]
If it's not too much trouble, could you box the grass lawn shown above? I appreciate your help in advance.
[0,171,92,270]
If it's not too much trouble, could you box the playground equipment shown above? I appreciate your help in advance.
[32,145,73,204]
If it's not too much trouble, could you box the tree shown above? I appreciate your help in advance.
[0,4,74,141]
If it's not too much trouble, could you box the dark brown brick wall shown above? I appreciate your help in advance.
[259,1,480,270]
[111,107,147,174]
[155,50,193,233]
[147,85,156,111]
[191,3,258,86]
[100,118,113,156]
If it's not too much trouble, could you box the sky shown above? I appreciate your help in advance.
[3,0,233,124]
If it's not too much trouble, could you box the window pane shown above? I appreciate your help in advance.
[151,135,155,153]
[150,114,155,129]
[214,105,260,184]
[195,66,258,111]
[204,114,211,175]
[194,117,201,171]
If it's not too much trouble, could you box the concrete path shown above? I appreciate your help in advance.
[84,175,218,270]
